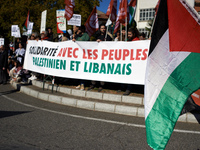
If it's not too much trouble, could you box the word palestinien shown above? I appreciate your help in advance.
[33,57,66,70]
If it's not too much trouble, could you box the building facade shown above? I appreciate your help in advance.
[134,0,197,38]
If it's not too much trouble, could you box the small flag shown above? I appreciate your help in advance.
[22,11,30,31]
[85,6,99,37]
[105,17,112,27]
[128,0,137,25]
[145,0,200,149]
[106,0,117,22]
[64,0,75,21]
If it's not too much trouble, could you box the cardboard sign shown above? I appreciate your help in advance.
[67,14,81,26]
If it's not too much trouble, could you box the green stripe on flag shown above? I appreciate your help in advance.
[146,52,200,149]
[129,6,136,25]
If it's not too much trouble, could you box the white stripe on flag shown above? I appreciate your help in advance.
[145,29,190,118]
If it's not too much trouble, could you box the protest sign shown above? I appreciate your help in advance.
[40,10,47,33]
[0,38,4,46]
[67,14,81,26]
[56,9,67,33]
[11,25,21,37]
[24,40,150,84]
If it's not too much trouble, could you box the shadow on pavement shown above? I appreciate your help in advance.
[0,110,32,119]
[0,89,18,96]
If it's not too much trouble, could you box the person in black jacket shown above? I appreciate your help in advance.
[95,24,113,42]
[0,45,8,84]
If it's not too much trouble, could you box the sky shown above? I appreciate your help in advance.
[97,0,131,14]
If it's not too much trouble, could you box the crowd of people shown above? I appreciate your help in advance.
[0,24,147,95]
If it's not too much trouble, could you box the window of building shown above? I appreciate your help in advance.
[139,8,155,21]
[138,28,149,38]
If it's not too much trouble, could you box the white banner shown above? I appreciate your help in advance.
[67,14,81,26]
[56,9,67,33]
[24,40,150,85]
[40,10,47,33]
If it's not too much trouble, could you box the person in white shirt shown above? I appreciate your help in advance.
[15,43,25,64]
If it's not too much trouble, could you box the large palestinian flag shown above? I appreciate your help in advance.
[145,0,200,149]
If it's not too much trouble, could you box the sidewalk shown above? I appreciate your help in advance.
[10,80,198,124]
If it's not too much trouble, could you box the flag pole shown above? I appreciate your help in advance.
[105,14,111,41]
[125,17,127,41]
[120,23,122,41]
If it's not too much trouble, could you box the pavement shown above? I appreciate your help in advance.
[10,80,199,124]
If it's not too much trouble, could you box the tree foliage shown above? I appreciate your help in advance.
[0,0,101,39]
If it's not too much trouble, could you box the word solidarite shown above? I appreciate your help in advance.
[29,46,58,56]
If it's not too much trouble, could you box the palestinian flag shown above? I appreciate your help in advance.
[128,0,137,26]
[145,0,200,149]
[22,11,29,31]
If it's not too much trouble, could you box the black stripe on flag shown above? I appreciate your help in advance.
[149,0,168,55]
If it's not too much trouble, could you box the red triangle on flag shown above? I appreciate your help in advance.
[168,0,200,53]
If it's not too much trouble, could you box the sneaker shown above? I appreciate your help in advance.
[76,85,81,89]
[32,75,37,80]
[28,76,34,80]
[80,84,84,90]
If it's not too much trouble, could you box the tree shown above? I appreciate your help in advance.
[0,0,101,40]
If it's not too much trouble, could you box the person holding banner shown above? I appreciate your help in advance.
[72,25,90,90]
[122,27,140,95]
[41,31,49,41]
[30,32,39,40]
[87,24,113,92]
[95,24,113,42]
[127,27,140,41]
[0,45,8,85]
[72,25,90,42]
[72,25,79,40]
